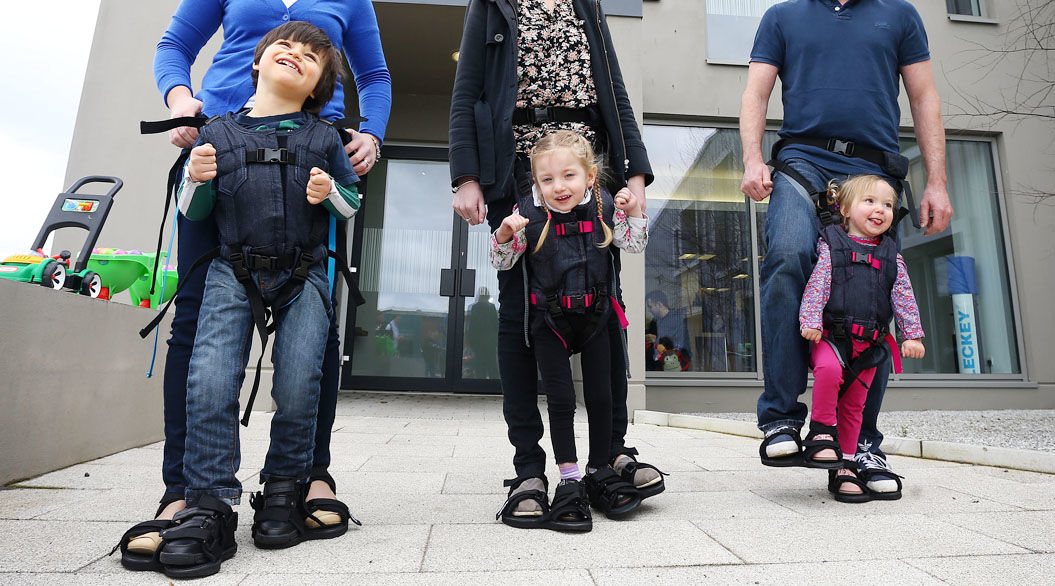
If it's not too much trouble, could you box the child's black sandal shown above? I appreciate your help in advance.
[827,466,873,504]
[157,495,238,579]
[802,421,844,469]
[583,466,641,519]
[250,478,309,549]
[611,451,668,500]
[542,479,592,532]
[305,471,360,540]
[496,475,550,529]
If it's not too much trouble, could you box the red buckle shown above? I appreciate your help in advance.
[578,221,594,233]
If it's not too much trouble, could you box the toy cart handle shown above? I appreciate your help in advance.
[30,175,124,274]
[66,175,124,199]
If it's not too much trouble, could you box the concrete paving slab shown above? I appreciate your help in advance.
[329,471,448,495]
[0,520,126,572]
[422,520,740,571]
[699,513,1029,563]
[904,553,1055,583]
[14,464,183,490]
[0,488,102,520]
[353,493,504,525]
[753,484,1021,517]
[0,571,247,585]
[941,510,1055,552]
[648,489,801,520]
[241,569,595,586]
[35,488,173,522]
[905,468,1055,511]
[591,559,944,585]
[324,431,396,444]
[442,473,508,495]
[87,446,165,467]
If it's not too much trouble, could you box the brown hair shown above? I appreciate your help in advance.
[828,174,891,228]
[251,21,343,114]
[528,130,612,253]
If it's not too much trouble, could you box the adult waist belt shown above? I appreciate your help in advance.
[512,106,598,126]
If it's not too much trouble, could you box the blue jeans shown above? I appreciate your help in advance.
[183,258,331,504]
[756,158,891,456]
[162,214,342,498]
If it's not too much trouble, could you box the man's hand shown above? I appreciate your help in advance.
[495,212,528,244]
[453,181,487,225]
[918,184,953,236]
[741,159,773,202]
[188,144,216,183]
[801,328,822,342]
[306,168,332,205]
[901,339,925,359]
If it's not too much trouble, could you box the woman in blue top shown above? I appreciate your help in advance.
[115,0,391,571]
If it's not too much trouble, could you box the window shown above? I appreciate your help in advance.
[705,0,781,65]
[898,138,1020,374]
[947,0,984,17]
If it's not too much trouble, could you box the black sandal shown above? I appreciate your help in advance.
[612,450,668,500]
[802,421,844,469]
[109,491,183,572]
[583,466,641,519]
[250,478,309,549]
[157,495,238,579]
[759,425,804,467]
[542,479,592,532]
[827,466,872,504]
[495,475,549,529]
[305,471,360,540]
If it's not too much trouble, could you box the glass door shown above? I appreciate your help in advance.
[340,147,501,393]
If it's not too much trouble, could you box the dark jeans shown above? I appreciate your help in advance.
[756,158,891,456]
[161,213,341,497]
[488,157,632,478]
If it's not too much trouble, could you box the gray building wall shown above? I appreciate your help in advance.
[63,1,1054,415]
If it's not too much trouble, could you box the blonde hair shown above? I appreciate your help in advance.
[828,174,890,229]
[529,130,612,253]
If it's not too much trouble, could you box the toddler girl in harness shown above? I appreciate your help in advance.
[797,175,925,502]
[490,130,650,531]
[133,22,361,579]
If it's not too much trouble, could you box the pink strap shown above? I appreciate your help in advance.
[885,333,902,374]
[610,296,629,329]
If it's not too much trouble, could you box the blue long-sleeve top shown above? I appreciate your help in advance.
[153,0,392,142]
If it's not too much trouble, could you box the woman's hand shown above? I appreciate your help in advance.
[188,143,216,182]
[901,339,925,359]
[166,86,204,149]
[306,168,332,205]
[495,212,528,244]
[800,328,822,342]
[345,131,380,176]
[453,180,487,226]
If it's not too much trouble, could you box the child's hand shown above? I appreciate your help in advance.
[613,187,643,218]
[901,339,925,359]
[495,212,528,244]
[801,328,822,342]
[188,143,216,183]
[306,168,332,205]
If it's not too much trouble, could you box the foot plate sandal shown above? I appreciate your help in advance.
[251,478,309,549]
[855,452,904,501]
[612,450,668,500]
[827,467,873,504]
[157,496,238,579]
[759,425,804,467]
[583,466,641,519]
[543,480,592,532]
[496,475,550,529]
[304,472,360,540]
[109,491,184,572]
[802,421,844,470]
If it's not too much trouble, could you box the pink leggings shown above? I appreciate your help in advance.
[810,339,876,458]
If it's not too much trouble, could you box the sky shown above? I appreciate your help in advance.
[0,1,102,256]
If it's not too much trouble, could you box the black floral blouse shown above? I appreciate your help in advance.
[514,0,598,153]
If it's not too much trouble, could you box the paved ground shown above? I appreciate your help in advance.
[2,391,1054,584]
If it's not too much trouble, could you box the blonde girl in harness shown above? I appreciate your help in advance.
[490,130,650,531]
[798,175,925,502]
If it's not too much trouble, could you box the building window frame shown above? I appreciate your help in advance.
[946,0,1000,24]
[641,117,1028,383]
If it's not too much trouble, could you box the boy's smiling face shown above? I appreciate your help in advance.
[253,38,325,102]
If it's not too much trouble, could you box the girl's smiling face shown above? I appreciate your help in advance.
[843,179,896,239]
[532,149,597,213]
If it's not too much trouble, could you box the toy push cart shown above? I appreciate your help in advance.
[0,175,122,297]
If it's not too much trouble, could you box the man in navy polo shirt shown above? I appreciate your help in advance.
[739,0,953,499]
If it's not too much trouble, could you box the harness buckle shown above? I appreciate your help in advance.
[827,138,855,157]
[531,107,549,124]
[228,252,251,281]
[249,147,292,164]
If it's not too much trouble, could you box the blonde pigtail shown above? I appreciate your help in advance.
[595,186,612,248]
[533,210,553,254]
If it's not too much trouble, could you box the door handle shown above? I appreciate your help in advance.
[439,268,456,297]
[460,269,476,297]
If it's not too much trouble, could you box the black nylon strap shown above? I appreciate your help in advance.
[512,106,597,126]
[139,247,221,338]
[139,115,209,135]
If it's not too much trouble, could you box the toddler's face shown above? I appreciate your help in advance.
[532,149,596,213]
[254,38,325,99]
[843,180,896,239]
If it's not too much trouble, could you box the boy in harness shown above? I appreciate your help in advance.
[798,175,925,502]
[141,22,360,578]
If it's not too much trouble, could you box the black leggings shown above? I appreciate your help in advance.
[531,312,612,469]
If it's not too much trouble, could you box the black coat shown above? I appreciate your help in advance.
[449,0,653,203]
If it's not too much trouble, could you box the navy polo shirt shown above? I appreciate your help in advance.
[751,0,930,177]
